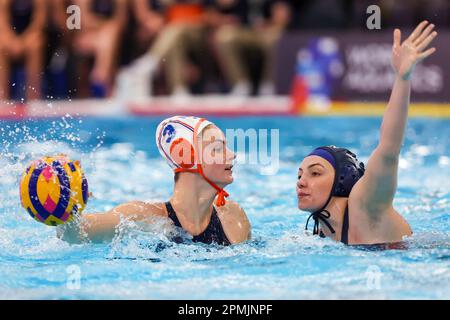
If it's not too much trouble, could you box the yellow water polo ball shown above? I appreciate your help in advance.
[19,155,89,226]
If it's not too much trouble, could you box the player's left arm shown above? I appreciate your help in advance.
[352,21,438,217]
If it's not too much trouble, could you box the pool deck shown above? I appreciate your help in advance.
[0,96,449,119]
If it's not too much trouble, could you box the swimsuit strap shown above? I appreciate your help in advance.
[165,202,231,246]
[341,204,349,245]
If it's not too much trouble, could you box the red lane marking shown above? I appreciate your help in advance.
[0,100,299,119]
[129,103,296,117]
[0,103,27,120]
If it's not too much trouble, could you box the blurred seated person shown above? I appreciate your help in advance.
[0,0,46,101]
[116,0,207,99]
[71,0,128,98]
[45,0,79,99]
[131,0,165,56]
[207,0,291,96]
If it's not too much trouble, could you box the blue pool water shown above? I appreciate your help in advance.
[0,115,449,299]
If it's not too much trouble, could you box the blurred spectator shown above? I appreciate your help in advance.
[208,0,292,96]
[45,0,78,99]
[117,0,207,99]
[131,0,165,57]
[71,0,128,97]
[2,0,448,102]
[0,0,47,101]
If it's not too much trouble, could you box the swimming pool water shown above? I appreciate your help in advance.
[0,115,449,299]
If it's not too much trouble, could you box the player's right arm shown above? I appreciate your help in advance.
[56,201,166,243]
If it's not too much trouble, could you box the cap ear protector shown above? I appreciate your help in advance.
[305,146,365,235]
[156,116,230,207]
[169,137,196,169]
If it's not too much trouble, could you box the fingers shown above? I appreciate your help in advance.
[393,28,401,48]
[413,23,435,45]
[408,20,429,42]
[418,47,436,60]
[417,31,438,51]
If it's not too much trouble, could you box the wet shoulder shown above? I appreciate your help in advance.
[215,200,251,244]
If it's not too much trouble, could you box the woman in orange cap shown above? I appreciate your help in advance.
[58,116,251,245]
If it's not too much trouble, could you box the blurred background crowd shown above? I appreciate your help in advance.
[0,0,449,101]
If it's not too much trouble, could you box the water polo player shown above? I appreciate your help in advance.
[57,116,251,245]
[297,21,438,245]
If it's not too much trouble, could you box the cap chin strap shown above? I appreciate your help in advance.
[305,147,339,236]
[174,166,229,207]
[305,189,336,236]
[174,118,229,207]
[305,208,336,236]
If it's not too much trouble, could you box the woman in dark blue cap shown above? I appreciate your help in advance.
[297,21,438,245]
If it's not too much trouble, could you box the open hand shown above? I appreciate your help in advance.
[392,21,437,80]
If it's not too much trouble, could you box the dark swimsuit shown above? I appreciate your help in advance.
[165,202,231,246]
[341,205,350,245]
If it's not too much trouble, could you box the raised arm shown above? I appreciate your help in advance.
[56,201,166,243]
[352,21,437,215]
